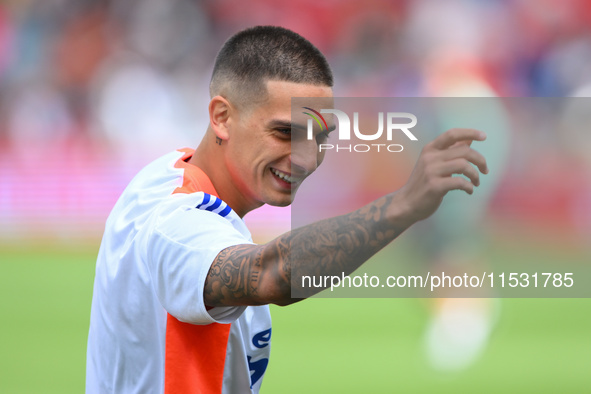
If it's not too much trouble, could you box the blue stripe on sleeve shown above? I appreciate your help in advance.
[195,193,234,219]
[218,204,232,217]
[205,197,222,212]
[196,193,211,208]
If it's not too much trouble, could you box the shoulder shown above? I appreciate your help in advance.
[148,192,253,247]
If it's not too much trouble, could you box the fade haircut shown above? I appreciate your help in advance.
[210,26,333,110]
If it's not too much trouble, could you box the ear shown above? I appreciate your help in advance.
[208,95,232,141]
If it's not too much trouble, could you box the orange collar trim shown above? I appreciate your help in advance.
[173,148,219,198]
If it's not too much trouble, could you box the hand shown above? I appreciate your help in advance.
[396,128,489,224]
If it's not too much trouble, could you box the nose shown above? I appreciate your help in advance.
[291,137,321,176]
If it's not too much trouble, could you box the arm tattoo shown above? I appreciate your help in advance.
[204,244,263,305]
[204,194,408,307]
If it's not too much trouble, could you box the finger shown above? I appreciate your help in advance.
[438,176,474,195]
[438,159,481,187]
[440,145,489,174]
[431,128,486,150]
[449,139,474,149]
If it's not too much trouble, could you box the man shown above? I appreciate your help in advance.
[86,26,488,393]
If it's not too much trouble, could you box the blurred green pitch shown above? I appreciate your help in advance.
[0,244,589,393]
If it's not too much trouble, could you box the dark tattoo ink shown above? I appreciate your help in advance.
[204,194,407,307]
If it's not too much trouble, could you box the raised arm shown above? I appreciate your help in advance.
[204,128,489,307]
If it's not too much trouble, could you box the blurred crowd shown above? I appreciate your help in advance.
[1,0,591,146]
[0,0,590,239]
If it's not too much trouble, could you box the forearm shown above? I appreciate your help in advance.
[204,192,413,307]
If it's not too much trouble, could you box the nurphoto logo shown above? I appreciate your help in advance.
[303,107,418,153]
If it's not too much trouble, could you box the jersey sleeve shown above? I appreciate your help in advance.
[145,203,253,325]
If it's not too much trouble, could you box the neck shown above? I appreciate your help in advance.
[189,131,261,218]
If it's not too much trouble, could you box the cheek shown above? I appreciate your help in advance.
[317,150,326,167]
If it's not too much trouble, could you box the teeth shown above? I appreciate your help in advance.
[271,168,296,183]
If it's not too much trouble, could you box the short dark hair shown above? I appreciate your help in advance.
[210,26,333,108]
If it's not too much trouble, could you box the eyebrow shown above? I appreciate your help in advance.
[267,119,336,133]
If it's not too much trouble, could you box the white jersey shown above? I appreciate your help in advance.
[86,148,272,393]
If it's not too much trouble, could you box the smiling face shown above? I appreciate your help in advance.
[223,80,333,214]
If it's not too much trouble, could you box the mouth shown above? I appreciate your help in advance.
[270,168,300,185]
